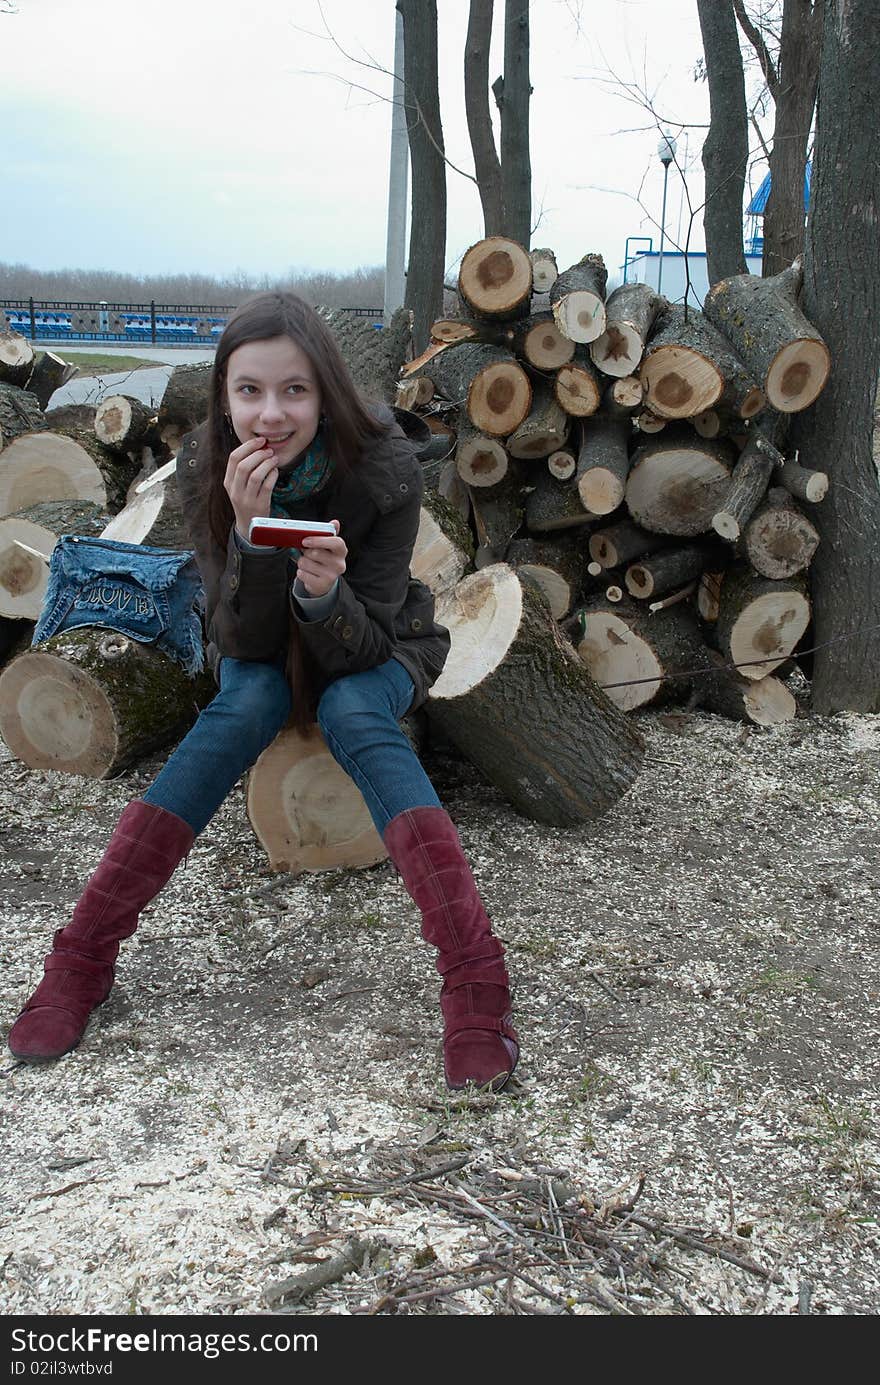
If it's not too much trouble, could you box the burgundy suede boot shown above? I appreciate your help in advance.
[8,800,194,1062]
[383,806,519,1091]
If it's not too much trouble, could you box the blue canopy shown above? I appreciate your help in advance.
[747,162,811,215]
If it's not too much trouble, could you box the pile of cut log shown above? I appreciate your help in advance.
[0,248,833,871]
[398,238,830,737]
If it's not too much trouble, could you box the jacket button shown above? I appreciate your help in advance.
[411,617,422,631]
[229,574,239,591]
[383,494,392,504]
[342,624,354,640]
[187,457,197,468]
[400,482,408,492]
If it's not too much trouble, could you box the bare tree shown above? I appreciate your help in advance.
[498,0,531,245]
[396,0,447,351]
[791,0,880,712]
[464,0,503,236]
[735,1,824,277]
[697,0,750,284]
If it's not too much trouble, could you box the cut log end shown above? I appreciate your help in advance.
[467,362,532,436]
[766,339,831,412]
[552,292,607,345]
[577,612,662,711]
[459,238,533,319]
[246,725,386,873]
[590,322,642,378]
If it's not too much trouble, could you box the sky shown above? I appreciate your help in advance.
[0,0,766,286]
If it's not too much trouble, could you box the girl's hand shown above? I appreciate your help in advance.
[296,520,347,598]
[224,436,279,540]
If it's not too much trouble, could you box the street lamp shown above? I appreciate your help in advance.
[656,131,677,295]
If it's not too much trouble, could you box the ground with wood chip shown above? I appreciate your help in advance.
[1,701,878,1316]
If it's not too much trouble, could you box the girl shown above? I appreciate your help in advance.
[7,293,519,1091]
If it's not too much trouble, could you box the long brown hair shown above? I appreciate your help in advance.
[202,292,389,727]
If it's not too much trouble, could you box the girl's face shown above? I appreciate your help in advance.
[224,335,323,468]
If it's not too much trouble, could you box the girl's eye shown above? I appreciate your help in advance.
[237,384,257,395]
[288,384,305,394]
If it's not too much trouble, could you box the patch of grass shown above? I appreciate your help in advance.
[571,1062,612,1103]
[745,967,819,995]
[62,352,157,372]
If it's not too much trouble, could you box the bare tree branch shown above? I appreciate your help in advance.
[733,0,780,97]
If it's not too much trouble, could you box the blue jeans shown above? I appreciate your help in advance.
[143,656,441,839]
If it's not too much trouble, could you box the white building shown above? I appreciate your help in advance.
[620,249,762,310]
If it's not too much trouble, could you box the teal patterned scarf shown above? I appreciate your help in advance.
[269,428,333,516]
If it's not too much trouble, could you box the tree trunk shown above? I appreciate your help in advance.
[575,413,632,515]
[640,304,764,420]
[507,380,569,458]
[464,0,503,237]
[550,254,608,344]
[411,494,474,599]
[697,0,749,284]
[763,1,824,278]
[95,394,158,453]
[791,0,880,710]
[505,534,586,619]
[0,501,106,620]
[428,564,644,824]
[713,565,811,679]
[744,485,820,579]
[554,351,601,418]
[423,341,531,436]
[500,0,531,246]
[398,0,447,353]
[574,595,710,711]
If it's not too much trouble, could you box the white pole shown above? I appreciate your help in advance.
[384,10,408,322]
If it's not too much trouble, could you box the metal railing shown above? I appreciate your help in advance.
[0,299,384,346]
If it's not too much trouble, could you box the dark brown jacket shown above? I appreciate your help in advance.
[175,408,450,711]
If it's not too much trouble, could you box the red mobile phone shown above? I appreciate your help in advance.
[248,517,337,549]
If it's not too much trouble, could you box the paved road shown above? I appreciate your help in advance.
[48,365,178,411]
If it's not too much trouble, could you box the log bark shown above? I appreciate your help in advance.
[625,540,721,600]
[550,254,608,344]
[640,305,765,420]
[0,628,214,777]
[457,236,533,320]
[703,259,831,413]
[0,383,47,449]
[575,413,632,516]
[590,284,666,378]
[424,342,531,436]
[44,403,98,432]
[467,464,526,558]
[25,351,77,410]
[626,431,737,536]
[157,363,212,452]
[779,458,828,504]
[554,350,602,418]
[319,305,413,407]
[713,566,811,680]
[504,534,586,620]
[744,485,820,580]
[507,380,570,459]
[589,518,667,570]
[246,725,387,873]
[711,436,776,540]
[428,564,644,824]
[411,493,474,599]
[525,468,596,534]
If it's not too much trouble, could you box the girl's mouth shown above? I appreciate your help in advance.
[262,432,293,446]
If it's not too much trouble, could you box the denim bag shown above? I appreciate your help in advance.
[32,536,205,675]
